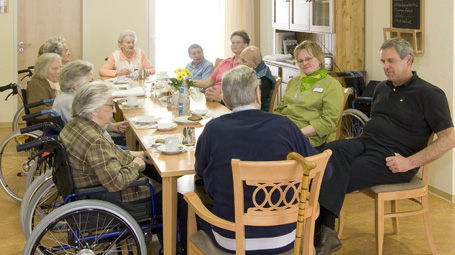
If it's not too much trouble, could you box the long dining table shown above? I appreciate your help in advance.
[114,85,230,254]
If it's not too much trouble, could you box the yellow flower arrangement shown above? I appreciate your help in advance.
[168,67,195,91]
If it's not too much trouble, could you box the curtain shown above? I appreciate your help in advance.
[224,0,256,57]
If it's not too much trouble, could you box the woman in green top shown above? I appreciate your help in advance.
[274,41,344,149]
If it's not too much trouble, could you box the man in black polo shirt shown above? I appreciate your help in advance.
[314,38,455,255]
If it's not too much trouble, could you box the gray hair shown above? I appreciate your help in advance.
[59,60,94,93]
[72,81,114,120]
[188,44,203,55]
[221,65,259,108]
[118,30,137,48]
[32,53,62,80]
[42,37,66,56]
[230,30,250,45]
[380,38,414,63]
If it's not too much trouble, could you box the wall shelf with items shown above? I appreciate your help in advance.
[383,28,424,54]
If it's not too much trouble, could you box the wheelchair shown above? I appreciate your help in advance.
[22,131,184,254]
[337,72,379,139]
[0,102,61,203]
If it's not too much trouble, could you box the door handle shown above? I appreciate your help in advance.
[18,42,32,47]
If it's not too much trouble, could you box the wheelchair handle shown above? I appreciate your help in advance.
[19,123,46,134]
[16,139,44,152]
[22,109,61,121]
[25,99,54,109]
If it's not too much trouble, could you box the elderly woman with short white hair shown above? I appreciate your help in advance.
[58,81,160,204]
[99,30,155,78]
[42,36,71,65]
[27,53,62,114]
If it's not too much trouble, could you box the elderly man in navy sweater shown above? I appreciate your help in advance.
[195,65,332,254]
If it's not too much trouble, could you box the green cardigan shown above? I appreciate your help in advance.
[274,74,344,147]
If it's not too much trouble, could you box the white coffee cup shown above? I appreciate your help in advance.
[117,75,126,82]
[164,136,179,152]
[127,95,138,106]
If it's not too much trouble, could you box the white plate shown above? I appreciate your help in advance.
[131,116,160,124]
[173,116,201,125]
[122,102,140,108]
[191,109,208,116]
[156,145,186,155]
[156,123,177,131]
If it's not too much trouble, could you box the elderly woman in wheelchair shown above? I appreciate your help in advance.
[23,82,186,254]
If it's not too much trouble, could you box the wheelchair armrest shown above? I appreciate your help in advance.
[74,177,150,195]
[354,96,373,103]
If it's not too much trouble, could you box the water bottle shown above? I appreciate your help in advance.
[178,77,190,116]
[133,69,139,81]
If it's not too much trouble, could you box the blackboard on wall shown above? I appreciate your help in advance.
[392,0,421,29]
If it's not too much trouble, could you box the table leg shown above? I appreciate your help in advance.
[162,176,178,255]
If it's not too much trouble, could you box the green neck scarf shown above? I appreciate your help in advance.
[300,69,327,92]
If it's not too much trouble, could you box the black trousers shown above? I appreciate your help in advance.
[319,137,419,217]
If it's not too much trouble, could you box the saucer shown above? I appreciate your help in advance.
[131,116,160,125]
[156,145,185,155]
[156,123,177,131]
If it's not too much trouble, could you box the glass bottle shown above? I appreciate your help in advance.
[178,77,190,116]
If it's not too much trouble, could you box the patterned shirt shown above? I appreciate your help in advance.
[59,117,159,202]
[185,58,215,80]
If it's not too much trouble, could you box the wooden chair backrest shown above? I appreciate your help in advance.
[335,88,353,140]
[231,150,332,254]
[214,58,224,68]
[268,76,283,112]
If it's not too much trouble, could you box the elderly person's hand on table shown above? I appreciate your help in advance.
[205,86,222,102]
[99,30,155,78]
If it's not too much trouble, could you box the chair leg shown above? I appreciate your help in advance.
[375,196,385,255]
[422,195,438,255]
[390,200,400,234]
[337,203,345,239]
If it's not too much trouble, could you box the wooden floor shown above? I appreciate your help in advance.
[0,127,454,254]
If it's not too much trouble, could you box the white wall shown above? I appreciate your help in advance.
[83,0,149,80]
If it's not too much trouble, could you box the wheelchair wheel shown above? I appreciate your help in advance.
[339,109,369,139]
[21,173,61,238]
[24,154,52,191]
[12,105,26,131]
[24,200,147,254]
[0,130,40,203]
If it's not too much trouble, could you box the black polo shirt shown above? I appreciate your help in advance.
[363,72,453,156]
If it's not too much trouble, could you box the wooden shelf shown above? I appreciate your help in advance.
[383,28,424,54]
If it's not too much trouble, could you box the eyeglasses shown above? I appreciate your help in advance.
[298,56,315,64]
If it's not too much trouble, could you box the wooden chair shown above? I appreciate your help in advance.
[268,76,283,112]
[335,87,352,140]
[214,58,224,68]
[184,150,332,255]
[337,134,438,255]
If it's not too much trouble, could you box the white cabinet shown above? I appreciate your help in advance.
[273,0,333,33]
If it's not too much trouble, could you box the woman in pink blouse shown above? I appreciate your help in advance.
[99,30,155,78]
[194,30,250,102]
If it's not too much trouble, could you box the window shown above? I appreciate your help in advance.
[152,0,225,75]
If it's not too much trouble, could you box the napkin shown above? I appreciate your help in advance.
[112,86,145,97]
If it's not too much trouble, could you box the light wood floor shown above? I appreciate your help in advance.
[0,127,454,255]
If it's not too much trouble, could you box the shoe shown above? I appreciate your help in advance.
[314,225,342,255]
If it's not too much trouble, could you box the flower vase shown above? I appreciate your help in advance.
[178,77,190,116]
